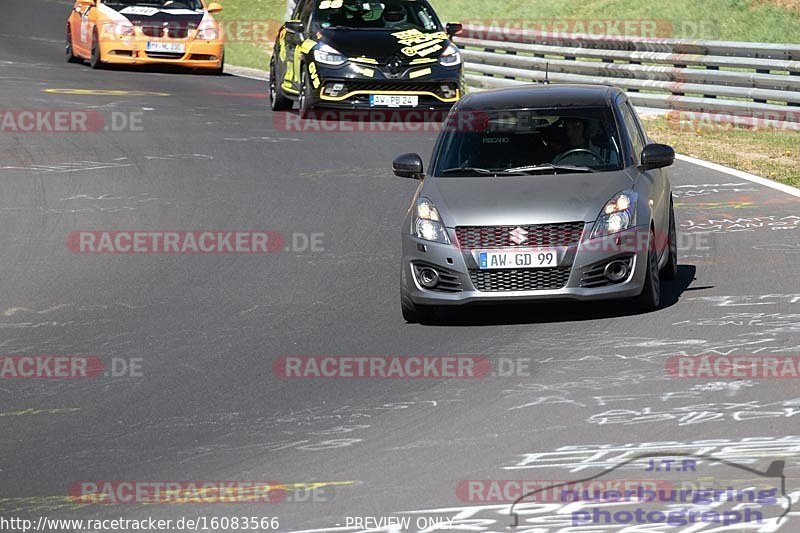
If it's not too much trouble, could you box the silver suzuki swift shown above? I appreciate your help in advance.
[394,84,678,323]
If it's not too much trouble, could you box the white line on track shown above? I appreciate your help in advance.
[677,154,800,199]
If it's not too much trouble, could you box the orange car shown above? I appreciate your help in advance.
[66,0,225,73]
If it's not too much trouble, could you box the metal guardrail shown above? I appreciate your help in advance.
[456,25,800,122]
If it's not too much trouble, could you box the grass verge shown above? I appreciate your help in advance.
[645,116,800,188]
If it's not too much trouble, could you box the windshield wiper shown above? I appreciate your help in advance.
[440,167,523,176]
[502,164,597,174]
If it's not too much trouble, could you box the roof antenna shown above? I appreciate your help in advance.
[542,62,550,85]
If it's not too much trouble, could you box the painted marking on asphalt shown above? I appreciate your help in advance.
[43,89,170,97]
[0,408,80,417]
[677,154,800,199]
[209,91,268,98]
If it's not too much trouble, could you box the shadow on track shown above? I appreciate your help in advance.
[75,62,226,76]
[420,264,699,326]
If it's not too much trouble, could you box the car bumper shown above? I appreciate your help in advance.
[311,62,463,110]
[401,224,651,306]
[98,36,223,68]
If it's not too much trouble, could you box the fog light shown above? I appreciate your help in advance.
[417,267,440,289]
[604,260,630,283]
[440,84,456,99]
[326,83,346,97]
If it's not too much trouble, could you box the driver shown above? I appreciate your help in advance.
[562,117,591,151]
[551,117,606,164]
[383,3,408,26]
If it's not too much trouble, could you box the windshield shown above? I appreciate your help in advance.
[313,0,440,31]
[434,107,624,176]
[102,0,205,10]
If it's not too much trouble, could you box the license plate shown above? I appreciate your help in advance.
[370,94,418,107]
[146,42,185,53]
[478,249,558,269]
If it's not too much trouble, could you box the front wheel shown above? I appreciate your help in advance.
[633,229,662,312]
[269,60,293,111]
[297,65,315,119]
[89,31,103,69]
[65,26,79,63]
[661,199,678,280]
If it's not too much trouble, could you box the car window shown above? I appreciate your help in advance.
[299,0,314,28]
[102,0,205,10]
[620,101,646,164]
[433,107,623,175]
[313,0,440,31]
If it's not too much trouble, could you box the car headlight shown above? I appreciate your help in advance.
[196,21,220,40]
[414,198,450,244]
[591,191,637,238]
[439,42,462,66]
[313,44,346,66]
[104,22,135,37]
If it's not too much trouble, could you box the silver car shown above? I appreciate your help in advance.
[394,84,678,323]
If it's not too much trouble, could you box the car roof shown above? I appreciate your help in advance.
[458,84,623,111]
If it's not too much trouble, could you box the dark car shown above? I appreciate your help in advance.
[269,0,464,116]
[393,85,678,323]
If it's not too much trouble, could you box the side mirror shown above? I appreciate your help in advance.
[393,153,424,179]
[285,20,304,34]
[446,22,463,37]
[207,2,223,13]
[640,143,675,171]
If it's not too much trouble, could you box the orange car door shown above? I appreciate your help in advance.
[75,1,96,56]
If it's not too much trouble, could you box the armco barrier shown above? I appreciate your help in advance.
[456,24,800,122]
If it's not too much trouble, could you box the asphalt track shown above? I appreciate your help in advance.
[1,1,799,532]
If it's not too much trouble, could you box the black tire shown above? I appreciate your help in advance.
[65,26,80,63]
[269,60,294,111]
[89,31,103,69]
[661,198,678,280]
[297,64,315,119]
[634,228,662,312]
[401,291,435,324]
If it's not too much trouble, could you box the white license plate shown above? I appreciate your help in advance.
[146,42,185,53]
[370,94,418,107]
[478,249,558,269]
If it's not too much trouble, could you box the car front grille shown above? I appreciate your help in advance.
[140,25,191,39]
[145,52,185,59]
[470,267,571,292]
[334,81,452,98]
[456,222,585,249]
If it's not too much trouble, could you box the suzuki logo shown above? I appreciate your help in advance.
[509,227,528,245]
